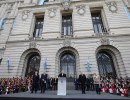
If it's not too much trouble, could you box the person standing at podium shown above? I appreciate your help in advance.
[58,70,66,77]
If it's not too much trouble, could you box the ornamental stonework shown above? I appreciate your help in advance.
[76,5,86,15]
[104,1,118,13]
[63,39,71,47]
[29,41,37,49]
[48,8,57,18]
[61,0,71,10]
[100,37,110,45]
[22,10,30,21]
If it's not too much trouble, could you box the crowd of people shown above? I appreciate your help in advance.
[74,74,130,97]
[0,71,59,95]
[0,71,130,98]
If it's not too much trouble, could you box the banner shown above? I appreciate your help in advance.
[43,58,47,70]
[124,5,130,19]
[0,16,5,30]
[11,16,17,32]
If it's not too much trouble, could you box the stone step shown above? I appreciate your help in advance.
[67,82,75,90]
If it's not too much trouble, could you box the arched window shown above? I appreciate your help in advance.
[96,51,117,78]
[60,53,76,78]
[25,54,40,76]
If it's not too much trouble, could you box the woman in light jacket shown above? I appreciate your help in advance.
[93,73,101,94]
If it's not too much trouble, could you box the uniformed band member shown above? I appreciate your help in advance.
[0,83,2,95]
[31,71,39,93]
[79,73,87,94]
[40,71,47,93]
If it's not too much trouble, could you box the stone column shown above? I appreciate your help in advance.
[14,2,21,16]
[0,4,5,17]
[10,2,17,17]
[0,3,8,18]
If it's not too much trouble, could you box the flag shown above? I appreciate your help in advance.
[38,0,45,5]
[124,5,130,19]
[86,61,90,72]
[11,16,17,32]
[6,57,10,67]
[0,16,5,30]
[43,58,47,70]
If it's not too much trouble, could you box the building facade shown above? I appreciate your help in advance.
[0,0,130,79]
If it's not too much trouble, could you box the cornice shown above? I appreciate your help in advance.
[6,33,130,44]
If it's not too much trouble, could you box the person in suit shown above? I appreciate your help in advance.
[79,73,87,94]
[58,70,66,77]
[53,77,58,90]
[31,71,39,93]
[86,76,90,91]
[90,76,94,91]
[40,71,48,93]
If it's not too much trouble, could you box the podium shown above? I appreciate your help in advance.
[57,77,66,95]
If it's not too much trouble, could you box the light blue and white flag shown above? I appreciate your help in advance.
[86,57,90,72]
[6,57,10,67]
[124,5,130,19]
[0,16,5,30]
[86,62,90,72]
[38,0,45,5]
[11,16,17,32]
[43,58,47,70]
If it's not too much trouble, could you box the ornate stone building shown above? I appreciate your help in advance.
[0,0,130,79]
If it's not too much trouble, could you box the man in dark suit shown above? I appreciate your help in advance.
[40,71,48,93]
[86,76,90,91]
[58,70,66,77]
[79,73,87,94]
[31,71,39,93]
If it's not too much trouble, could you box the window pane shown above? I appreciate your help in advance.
[91,12,104,33]
[34,17,44,37]
[62,15,73,36]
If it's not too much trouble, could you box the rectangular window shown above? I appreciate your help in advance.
[33,16,44,37]
[91,10,107,34]
[62,14,73,36]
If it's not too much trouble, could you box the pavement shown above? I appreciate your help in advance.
[0,90,129,99]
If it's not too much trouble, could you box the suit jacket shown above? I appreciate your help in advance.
[41,74,47,83]
[32,74,39,83]
[58,73,66,77]
[79,74,86,84]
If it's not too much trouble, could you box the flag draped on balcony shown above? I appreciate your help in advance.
[11,16,17,32]
[6,57,10,73]
[86,61,90,72]
[124,5,130,19]
[38,0,45,5]
[0,16,5,30]
[43,58,47,70]
[86,57,90,72]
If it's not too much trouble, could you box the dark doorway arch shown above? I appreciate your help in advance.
[96,51,117,78]
[60,53,76,78]
[25,53,41,76]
